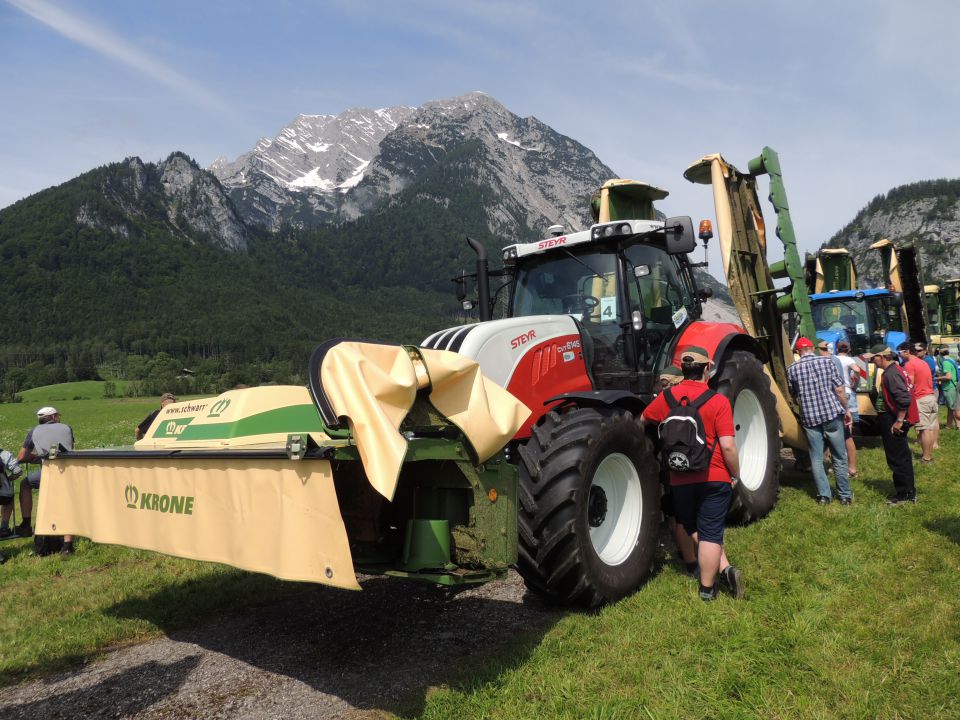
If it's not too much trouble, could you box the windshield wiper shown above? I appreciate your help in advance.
[561,250,606,282]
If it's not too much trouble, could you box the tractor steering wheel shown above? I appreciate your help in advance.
[563,294,601,316]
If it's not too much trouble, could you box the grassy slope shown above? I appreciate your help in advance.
[0,392,958,719]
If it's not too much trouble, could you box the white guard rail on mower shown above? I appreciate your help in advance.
[36,343,530,590]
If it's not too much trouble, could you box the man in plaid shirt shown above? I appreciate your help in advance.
[787,337,853,504]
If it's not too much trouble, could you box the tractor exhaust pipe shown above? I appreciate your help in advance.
[466,236,491,322]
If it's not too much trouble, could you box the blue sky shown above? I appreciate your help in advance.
[2,0,958,271]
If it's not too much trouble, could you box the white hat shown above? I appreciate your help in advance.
[36,406,58,418]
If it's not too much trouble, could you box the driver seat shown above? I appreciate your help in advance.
[649,305,675,327]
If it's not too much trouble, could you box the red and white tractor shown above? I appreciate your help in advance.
[424,153,807,607]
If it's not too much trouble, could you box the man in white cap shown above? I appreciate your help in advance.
[0,407,76,553]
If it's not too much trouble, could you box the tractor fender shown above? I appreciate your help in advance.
[711,333,769,379]
[541,390,646,416]
[673,321,768,375]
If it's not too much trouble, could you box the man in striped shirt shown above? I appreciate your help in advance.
[786,337,853,504]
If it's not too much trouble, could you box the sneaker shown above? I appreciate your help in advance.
[699,584,718,602]
[15,523,33,538]
[59,544,74,556]
[840,497,852,506]
[721,565,745,599]
[816,495,831,505]
[886,494,917,506]
[0,527,14,540]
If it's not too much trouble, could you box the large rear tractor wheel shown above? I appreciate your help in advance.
[715,350,782,524]
[515,407,660,608]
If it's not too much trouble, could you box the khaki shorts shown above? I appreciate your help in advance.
[916,394,939,430]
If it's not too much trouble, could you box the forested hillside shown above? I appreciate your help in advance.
[823,178,960,284]
[0,156,469,398]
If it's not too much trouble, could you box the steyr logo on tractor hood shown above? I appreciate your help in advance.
[510,330,537,349]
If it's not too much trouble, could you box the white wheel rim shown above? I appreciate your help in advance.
[588,453,643,566]
[734,389,768,491]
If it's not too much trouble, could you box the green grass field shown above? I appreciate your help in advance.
[1,384,959,718]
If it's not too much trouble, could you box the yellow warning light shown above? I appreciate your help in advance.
[487,488,498,503]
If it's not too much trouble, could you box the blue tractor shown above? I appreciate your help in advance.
[809,288,908,356]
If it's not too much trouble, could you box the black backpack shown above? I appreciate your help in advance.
[658,388,718,472]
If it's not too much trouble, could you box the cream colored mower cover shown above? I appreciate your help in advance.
[38,456,359,589]
[135,386,331,450]
[37,344,529,589]
[318,342,530,501]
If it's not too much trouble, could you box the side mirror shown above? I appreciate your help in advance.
[889,291,904,308]
[455,270,470,302]
[631,310,644,331]
[663,216,697,255]
[697,287,713,300]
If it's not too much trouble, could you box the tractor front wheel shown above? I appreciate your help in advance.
[715,350,782,523]
[515,407,660,608]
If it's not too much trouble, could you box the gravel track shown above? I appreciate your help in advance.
[0,571,564,719]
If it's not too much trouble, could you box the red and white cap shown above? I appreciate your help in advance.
[795,337,814,350]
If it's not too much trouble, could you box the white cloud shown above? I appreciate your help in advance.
[5,0,228,112]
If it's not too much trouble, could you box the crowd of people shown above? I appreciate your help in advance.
[787,338,954,507]
[646,338,954,602]
[0,394,175,564]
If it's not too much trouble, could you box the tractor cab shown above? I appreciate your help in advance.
[810,288,906,354]
[505,217,700,394]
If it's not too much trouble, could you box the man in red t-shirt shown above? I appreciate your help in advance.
[898,342,936,462]
[641,346,743,601]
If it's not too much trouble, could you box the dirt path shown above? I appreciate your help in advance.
[0,571,564,719]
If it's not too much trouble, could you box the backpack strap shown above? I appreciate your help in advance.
[664,388,679,408]
[688,389,717,411]
[688,389,720,456]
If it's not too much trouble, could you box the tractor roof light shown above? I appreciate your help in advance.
[590,222,634,242]
[502,246,518,264]
[698,220,713,241]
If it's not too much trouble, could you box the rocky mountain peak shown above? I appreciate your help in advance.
[158,153,249,252]
[210,92,615,237]
[81,153,248,252]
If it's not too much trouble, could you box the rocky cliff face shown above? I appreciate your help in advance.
[210,92,613,238]
[81,154,249,251]
[823,180,960,284]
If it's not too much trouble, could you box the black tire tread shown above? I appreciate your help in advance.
[515,407,658,608]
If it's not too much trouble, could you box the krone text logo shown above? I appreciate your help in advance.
[123,484,195,515]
